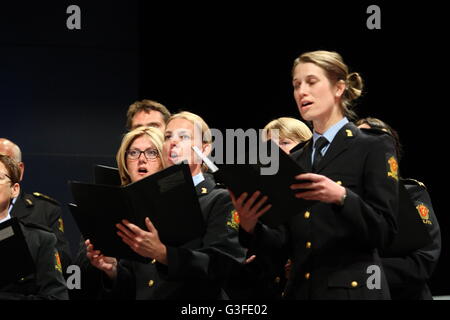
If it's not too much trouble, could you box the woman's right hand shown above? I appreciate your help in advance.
[85,239,118,280]
[229,190,272,234]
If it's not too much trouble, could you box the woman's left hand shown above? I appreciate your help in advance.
[116,217,168,265]
[290,173,346,205]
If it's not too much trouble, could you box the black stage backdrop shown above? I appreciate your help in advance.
[1,1,447,295]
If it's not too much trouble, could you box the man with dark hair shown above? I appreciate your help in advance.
[0,138,72,277]
[126,99,171,131]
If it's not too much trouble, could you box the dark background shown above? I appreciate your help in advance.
[1,1,447,295]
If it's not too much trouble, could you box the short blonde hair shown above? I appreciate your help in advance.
[116,127,165,185]
[292,50,364,120]
[264,117,312,143]
[167,111,212,172]
[168,111,212,143]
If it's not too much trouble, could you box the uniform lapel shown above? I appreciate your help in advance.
[10,191,33,219]
[315,122,357,173]
[290,139,313,172]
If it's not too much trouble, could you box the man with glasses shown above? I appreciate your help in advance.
[0,138,72,278]
[0,154,68,299]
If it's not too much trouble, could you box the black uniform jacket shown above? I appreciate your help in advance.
[382,178,441,299]
[224,246,288,300]
[241,122,399,300]
[76,174,245,300]
[0,221,69,300]
[10,190,72,275]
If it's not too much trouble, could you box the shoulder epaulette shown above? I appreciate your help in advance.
[215,182,227,189]
[359,127,390,136]
[23,194,35,207]
[32,192,60,206]
[401,178,427,189]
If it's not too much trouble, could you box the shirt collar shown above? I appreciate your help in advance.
[192,172,205,187]
[0,212,11,224]
[7,197,17,215]
[313,117,349,145]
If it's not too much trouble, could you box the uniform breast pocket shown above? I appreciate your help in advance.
[15,274,38,295]
[326,268,367,300]
[327,266,384,300]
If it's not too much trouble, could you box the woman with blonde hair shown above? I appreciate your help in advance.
[115,126,165,186]
[88,112,245,299]
[233,50,399,299]
[78,126,166,298]
[237,116,313,298]
[264,117,312,154]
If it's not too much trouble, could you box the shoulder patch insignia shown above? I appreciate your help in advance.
[55,251,63,273]
[417,203,432,225]
[387,156,399,181]
[33,192,60,206]
[227,209,240,231]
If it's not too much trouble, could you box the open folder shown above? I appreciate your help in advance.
[93,164,121,186]
[381,180,433,257]
[0,218,35,286]
[69,163,205,263]
[213,140,315,228]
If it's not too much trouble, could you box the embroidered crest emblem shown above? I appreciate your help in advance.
[387,156,399,181]
[227,209,240,230]
[55,252,63,273]
[416,203,432,225]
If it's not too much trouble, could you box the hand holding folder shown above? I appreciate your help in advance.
[209,140,316,228]
[69,163,205,263]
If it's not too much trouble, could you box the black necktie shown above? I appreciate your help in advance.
[312,136,329,172]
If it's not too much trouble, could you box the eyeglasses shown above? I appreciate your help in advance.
[126,148,159,160]
[0,172,12,184]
